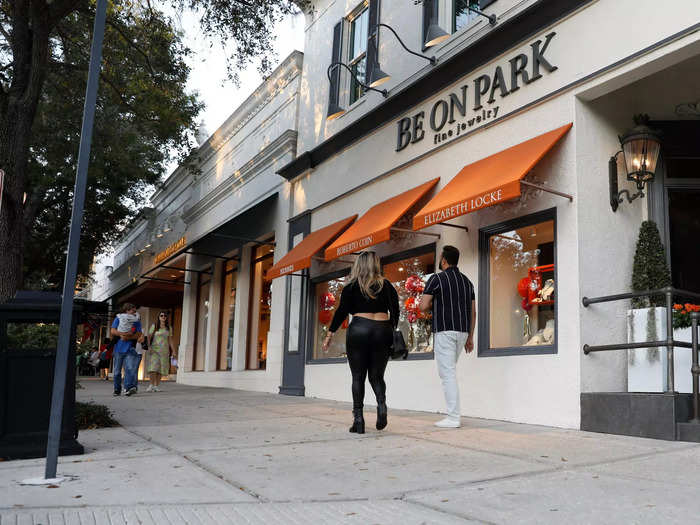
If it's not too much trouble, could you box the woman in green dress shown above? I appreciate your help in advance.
[146,311,173,392]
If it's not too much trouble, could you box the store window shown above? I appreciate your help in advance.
[310,244,436,362]
[348,6,369,105]
[193,268,211,371]
[247,242,274,370]
[312,271,350,360]
[479,209,556,356]
[218,259,237,371]
[382,245,436,355]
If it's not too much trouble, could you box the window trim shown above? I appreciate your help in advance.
[192,267,212,371]
[477,207,558,357]
[306,243,438,364]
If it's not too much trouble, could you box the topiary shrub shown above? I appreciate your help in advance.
[631,220,671,308]
[75,402,119,430]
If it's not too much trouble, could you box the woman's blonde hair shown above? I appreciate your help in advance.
[349,251,384,298]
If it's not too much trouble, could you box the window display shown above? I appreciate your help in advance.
[313,273,350,360]
[383,246,436,355]
[218,260,237,371]
[248,243,274,370]
[193,269,211,371]
[486,216,555,350]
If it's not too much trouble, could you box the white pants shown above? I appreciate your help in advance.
[434,331,468,420]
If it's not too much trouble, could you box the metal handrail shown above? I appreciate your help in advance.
[582,287,700,423]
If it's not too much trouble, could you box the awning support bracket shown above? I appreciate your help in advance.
[159,264,212,275]
[520,180,573,202]
[184,250,231,260]
[439,222,469,232]
[211,233,276,246]
[312,255,356,265]
[391,227,440,239]
[140,276,191,285]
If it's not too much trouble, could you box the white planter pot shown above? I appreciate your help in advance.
[627,307,694,393]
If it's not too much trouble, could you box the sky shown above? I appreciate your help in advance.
[169,7,306,146]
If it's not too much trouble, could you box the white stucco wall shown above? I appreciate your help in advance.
[290,0,700,428]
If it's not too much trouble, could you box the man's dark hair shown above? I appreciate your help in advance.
[121,302,136,312]
[441,245,460,266]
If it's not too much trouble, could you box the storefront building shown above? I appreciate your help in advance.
[271,0,700,428]
[93,52,303,391]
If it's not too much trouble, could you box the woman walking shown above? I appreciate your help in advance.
[146,312,173,392]
[322,251,399,434]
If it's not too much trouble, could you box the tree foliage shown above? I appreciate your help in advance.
[22,4,202,288]
[0,0,305,301]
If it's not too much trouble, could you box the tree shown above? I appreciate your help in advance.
[0,0,306,302]
[631,220,671,308]
[22,5,201,289]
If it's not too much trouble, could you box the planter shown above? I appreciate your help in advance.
[627,307,693,393]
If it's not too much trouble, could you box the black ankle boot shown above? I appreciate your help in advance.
[376,400,387,430]
[349,408,365,434]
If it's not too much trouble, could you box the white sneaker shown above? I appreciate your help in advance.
[153,386,160,392]
[146,385,153,392]
[434,417,461,428]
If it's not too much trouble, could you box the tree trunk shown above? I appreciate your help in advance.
[0,6,51,302]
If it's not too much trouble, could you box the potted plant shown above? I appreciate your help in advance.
[627,221,698,392]
[627,221,671,392]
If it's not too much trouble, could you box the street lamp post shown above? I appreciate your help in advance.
[44,0,108,481]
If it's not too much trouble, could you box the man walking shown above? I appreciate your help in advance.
[419,246,475,428]
[110,303,142,396]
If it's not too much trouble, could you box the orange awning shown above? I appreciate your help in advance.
[266,215,358,279]
[413,123,573,231]
[324,178,440,261]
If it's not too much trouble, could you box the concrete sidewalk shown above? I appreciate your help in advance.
[2,380,700,524]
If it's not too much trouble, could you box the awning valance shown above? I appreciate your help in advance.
[324,178,440,261]
[413,123,572,231]
[266,215,358,279]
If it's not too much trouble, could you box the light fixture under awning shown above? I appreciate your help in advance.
[413,123,573,231]
[324,178,440,262]
[266,215,358,280]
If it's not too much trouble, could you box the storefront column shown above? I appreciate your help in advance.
[231,246,252,371]
[178,254,198,374]
[204,258,224,372]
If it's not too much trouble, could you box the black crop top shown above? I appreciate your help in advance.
[329,279,400,332]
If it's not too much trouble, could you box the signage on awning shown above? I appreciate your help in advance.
[413,123,572,230]
[325,178,439,261]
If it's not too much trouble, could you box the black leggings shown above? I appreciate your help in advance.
[346,317,392,411]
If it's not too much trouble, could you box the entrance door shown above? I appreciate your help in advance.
[660,121,700,295]
[668,188,700,293]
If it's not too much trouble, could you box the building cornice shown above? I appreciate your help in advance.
[277,0,593,180]
[183,129,298,225]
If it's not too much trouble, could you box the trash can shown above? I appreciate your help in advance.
[0,291,106,460]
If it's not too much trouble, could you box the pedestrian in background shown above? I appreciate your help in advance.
[322,251,399,434]
[419,245,476,428]
[110,303,142,397]
[147,311,173,392]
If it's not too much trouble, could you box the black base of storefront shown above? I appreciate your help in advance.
[0,439,84,461]
[580,392,700,442]
[279,385,305,396]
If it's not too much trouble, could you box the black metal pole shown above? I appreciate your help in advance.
[45,0,107,480]
[691,312,700,423]
[665,288,675,394]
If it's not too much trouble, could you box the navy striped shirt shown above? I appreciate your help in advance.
[424,266,475,333]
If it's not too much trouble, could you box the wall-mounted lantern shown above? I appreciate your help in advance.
[609,114,662,212]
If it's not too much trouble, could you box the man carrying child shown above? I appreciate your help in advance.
[110,302,142,396]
